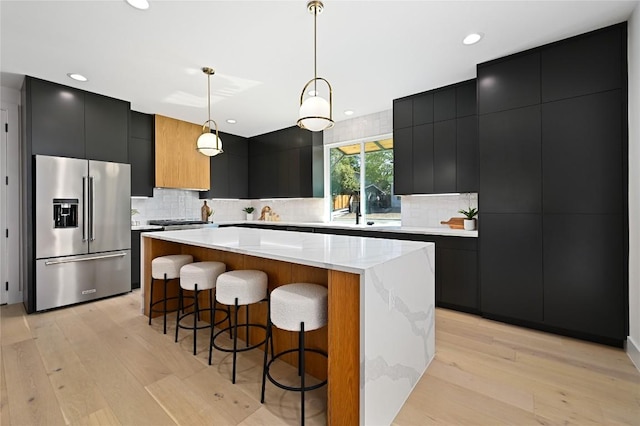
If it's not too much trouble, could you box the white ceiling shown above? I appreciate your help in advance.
[1,0,637,138]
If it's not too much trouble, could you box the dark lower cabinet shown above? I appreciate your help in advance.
[131,230,141,290]
[437,238,479,313]
[543,214,625,342]
[480,214,543,323]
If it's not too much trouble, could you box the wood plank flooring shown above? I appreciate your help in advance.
[1,291,639,425]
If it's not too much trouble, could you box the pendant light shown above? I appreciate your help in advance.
[297,0,334,132]
[196,67,223,157]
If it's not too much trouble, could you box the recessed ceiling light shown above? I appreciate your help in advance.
[463,33,483,45]
[344,110,354,116]
[226,119,237,124]
[125,0,149,10]
[67,73,88,82]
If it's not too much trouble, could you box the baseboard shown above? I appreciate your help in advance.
[626,335,640,372]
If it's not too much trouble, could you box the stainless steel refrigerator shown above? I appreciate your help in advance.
[35,155,131,311]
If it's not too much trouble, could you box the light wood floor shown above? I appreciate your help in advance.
[1,291,639,425]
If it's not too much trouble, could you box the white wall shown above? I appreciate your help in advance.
[627,2,640,369]
[1,86,22,304]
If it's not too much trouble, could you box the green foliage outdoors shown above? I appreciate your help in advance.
[330,148,394,196]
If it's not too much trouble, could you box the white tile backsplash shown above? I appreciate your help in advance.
[131,188,325,224]
[401,193,478,228]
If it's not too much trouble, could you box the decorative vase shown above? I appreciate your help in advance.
[463,219,476,230]
[246,213,254,221]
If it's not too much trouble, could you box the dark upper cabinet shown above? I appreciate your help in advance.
[228,154,248,198]
[26,76,130,163]
[28,77,85,158]
[456,81,477,117]
[543,214,625,341]
[479,105,542,214]
[393,127,413,195]
[200,132,248,199]
[393,98,413,129]
[412,124,433,194]
[248,126,322,199]
[456,115,478,193]
[480,213,543,323]
[433,120,456,193]
[478,52,541,114]
[129,112,154,197]
[393,79,478,194]
[542,90,622,214]
[413,92,434,126]
[541,25,623,102]
[433,87,456,122]
[85,93,130,163]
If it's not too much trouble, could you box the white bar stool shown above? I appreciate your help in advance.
[210,269,268,384]
[175,261,230,355]
[260,283,328,426]
[149,254,193,334]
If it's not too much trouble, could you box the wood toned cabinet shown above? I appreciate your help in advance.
[154,115,210,190]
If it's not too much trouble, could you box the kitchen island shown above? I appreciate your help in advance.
[141,227,435,425]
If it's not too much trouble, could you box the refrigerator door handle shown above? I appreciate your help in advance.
[44,252,128,266]
[82,176,88,241]
[89,176,96,241]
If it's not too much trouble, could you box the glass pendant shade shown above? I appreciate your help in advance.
[298,93,332,132]
[196,129,223,157]
[197,67,223,157]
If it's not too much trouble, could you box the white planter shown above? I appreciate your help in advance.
[246,213,254,221]
[463,219,476,230]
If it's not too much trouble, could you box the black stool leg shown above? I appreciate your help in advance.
[162,273,169,334]
[246,305,250,348]
[175,286,183,343]
[193,284,200,355]
[227,305,233,339]
[148,277,155,325]
[300,322,306,426]
[260,300,273,404]
[232,297,239,384]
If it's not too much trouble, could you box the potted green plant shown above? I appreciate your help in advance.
[458,207,478,230]
[243,206,255,221]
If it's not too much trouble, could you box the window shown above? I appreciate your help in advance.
[326,135,401,224]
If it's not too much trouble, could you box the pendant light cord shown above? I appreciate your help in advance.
[313,4,317,94]
[207,72,211,130]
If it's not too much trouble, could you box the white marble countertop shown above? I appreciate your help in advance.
[213,220,478,238]
[142,227,433,274]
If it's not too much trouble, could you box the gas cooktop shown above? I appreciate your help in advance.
[148,219,209,226]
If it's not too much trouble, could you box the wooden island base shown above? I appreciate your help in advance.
[142,236,360,424]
